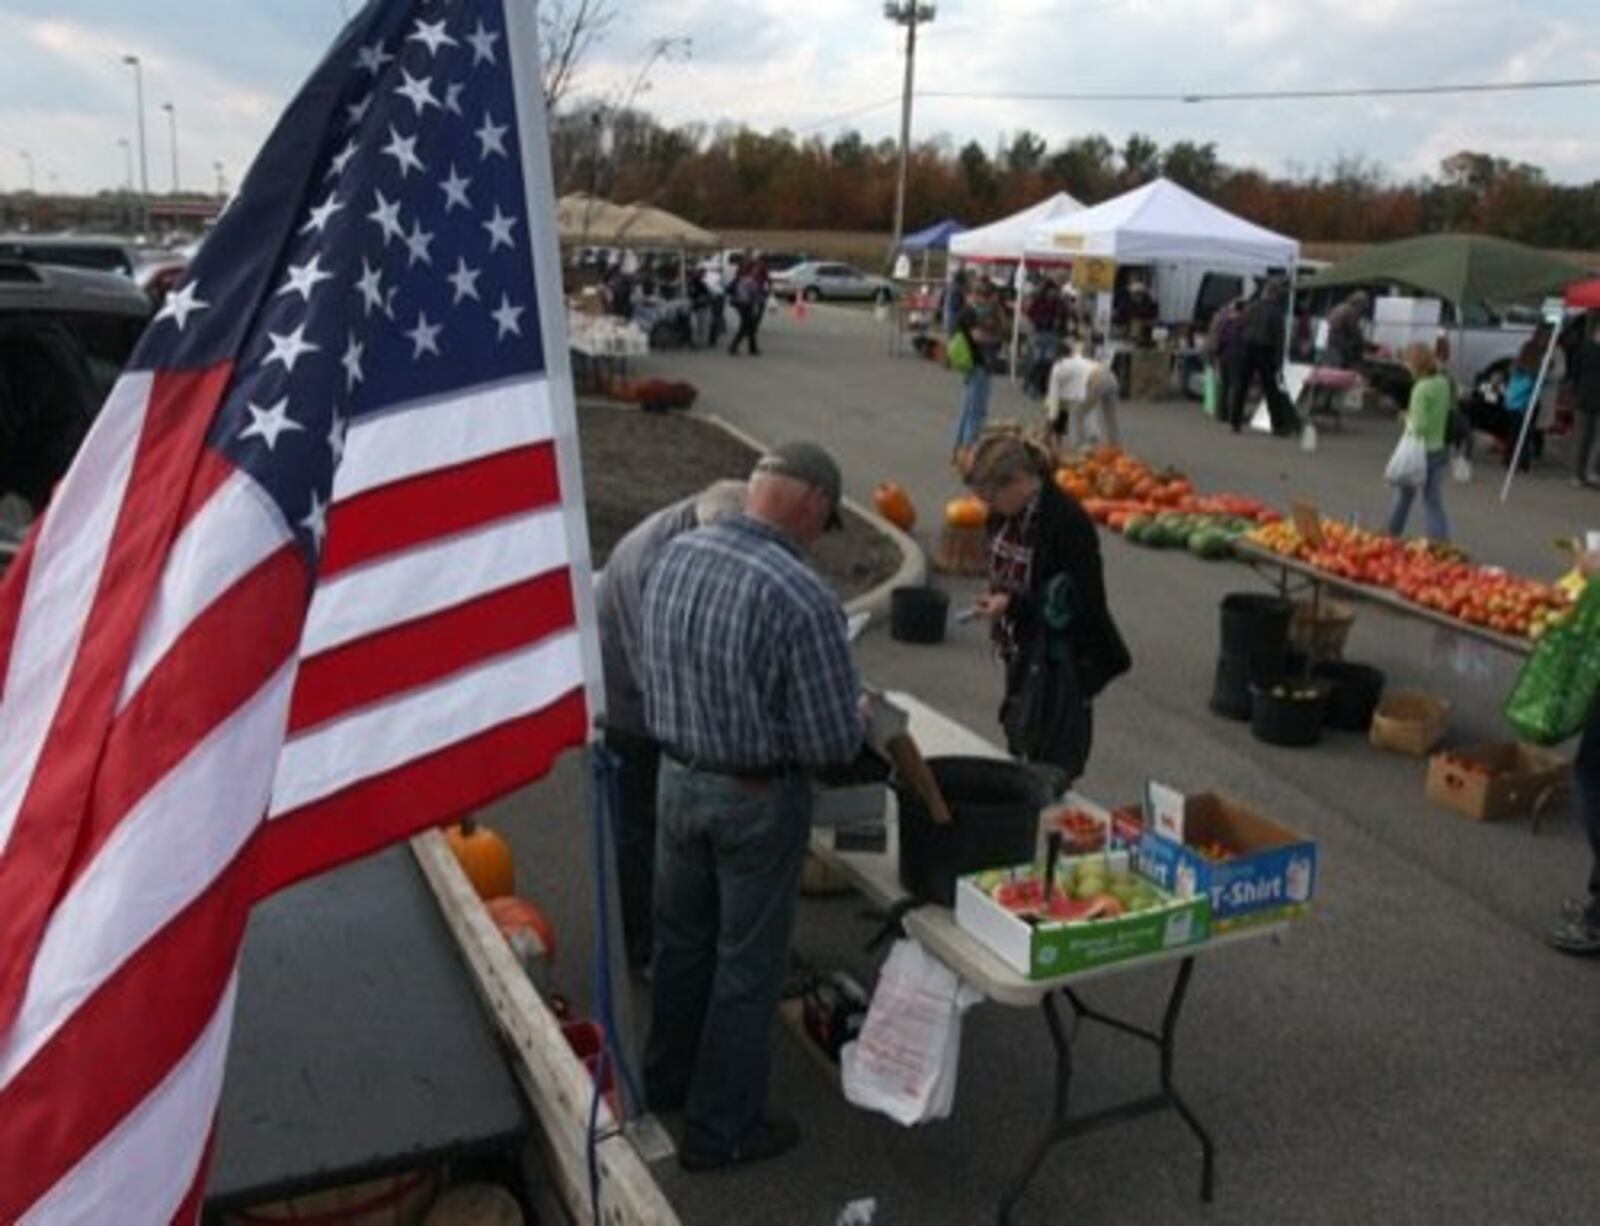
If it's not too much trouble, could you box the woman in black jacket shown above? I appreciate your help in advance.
[967,435,1132,783]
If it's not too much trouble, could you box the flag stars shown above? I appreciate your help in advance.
[483,204,517,251]
[439,164,471,212]
[355,258,385,315]
[394,69,440,117]
[475,112,508,160]
[381,126,425,178]
[239,396,305,450]
[345,94,373,129]
[491,294,524,340]
[325,139,358,181]
[408,17,458,55]
[406,312,442,359]
[301,489,329,554]
[278,254,334,303]
[367,190,405,245]
[446,257,481,304]
[404,219,435,267]
[154,280,207,331]
[466,20,500,66]
[342,333,365,390]
[443,81,465,116]
[328,413,348,465]
[262,323,319,373]
[301,193,345,235]
[354,40,393,76]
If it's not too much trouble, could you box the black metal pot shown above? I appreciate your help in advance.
[895,756,1055,906]
[1312,661,1387,732]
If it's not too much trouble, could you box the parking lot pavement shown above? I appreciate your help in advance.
[484,305,1600,1225]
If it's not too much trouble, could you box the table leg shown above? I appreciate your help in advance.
[1159,959,1215,1201]
[996,992,1074,1225]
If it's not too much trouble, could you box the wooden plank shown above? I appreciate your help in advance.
[411,831,680,1226]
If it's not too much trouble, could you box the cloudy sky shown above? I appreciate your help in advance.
[3,0,1599,197]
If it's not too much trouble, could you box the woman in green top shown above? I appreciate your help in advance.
[1387,344,1453,541]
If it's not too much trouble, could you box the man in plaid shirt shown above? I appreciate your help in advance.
[640,440,863,1171]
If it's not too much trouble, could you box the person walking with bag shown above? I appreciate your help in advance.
[1386,344,1452,541]
[948,311,994,470]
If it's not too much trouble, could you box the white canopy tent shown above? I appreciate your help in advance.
[948,191,1085,265]
[1023,177,1298,271]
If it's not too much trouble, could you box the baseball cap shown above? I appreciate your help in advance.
[754,440,844,530]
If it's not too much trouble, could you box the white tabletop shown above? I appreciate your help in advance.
[811,692,1286,1008]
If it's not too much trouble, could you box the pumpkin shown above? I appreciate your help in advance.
[487,895,557,963]
[446,817,516,900]
[873,481,917,531]
[945,495,988,528]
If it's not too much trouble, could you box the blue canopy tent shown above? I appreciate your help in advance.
[901,218,966,252]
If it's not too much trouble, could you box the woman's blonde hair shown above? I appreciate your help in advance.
[1405,343,1439,378]
[965,432,1051,492]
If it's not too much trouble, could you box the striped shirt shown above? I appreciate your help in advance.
[640,512,862,768]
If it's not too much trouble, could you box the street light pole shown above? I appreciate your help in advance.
[884,3,934,272]
[18,149,35,193]
[118,138,133,191]
[213,160,226,198]
[161,101,179,193]
[122,54,150,231]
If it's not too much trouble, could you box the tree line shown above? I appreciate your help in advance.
[551,108,1600,251]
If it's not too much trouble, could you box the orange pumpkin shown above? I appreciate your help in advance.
[487,895,558,962]
[446,817,516,900]
[873,482,917,531]
[945,495,989,528]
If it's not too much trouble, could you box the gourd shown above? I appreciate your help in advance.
[944,495,988,528]
[873,482,917,531]
[445,817,515,900]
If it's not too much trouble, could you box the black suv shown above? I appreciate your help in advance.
[0,260,150,519]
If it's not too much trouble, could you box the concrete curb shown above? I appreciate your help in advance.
[697,411,928,624]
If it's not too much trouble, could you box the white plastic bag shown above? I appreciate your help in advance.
[1300,421,1319,453]
[1450,450,1473,484]
[1384,433,1428,488]
[840,939,983,1126]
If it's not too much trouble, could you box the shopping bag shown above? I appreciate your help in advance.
[1450,450,1473,484]
[1384,433,1428,488]
[1505,578,1600,744]
[945,331,974,376]
[840,939,983,1126]
[1202,367,1219,418]
[1300,421,1319,453]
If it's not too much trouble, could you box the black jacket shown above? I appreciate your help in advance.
[995,482,1131,700]
[1575,338,1600,416]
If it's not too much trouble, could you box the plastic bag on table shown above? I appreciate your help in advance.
[1505,578,1600,745]
[1384,433,1428,488]
[840,938,983,1126]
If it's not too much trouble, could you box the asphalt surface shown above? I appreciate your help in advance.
[485,305,1600,1225]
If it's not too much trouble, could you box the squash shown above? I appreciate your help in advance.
[945,495,989,528]
[873,481,917,531]
[446,817,516,900]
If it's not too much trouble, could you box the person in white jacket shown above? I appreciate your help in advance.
[1045,342,1121,451]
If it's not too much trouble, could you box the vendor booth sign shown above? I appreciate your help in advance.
[1073,256,1117,295]
[1137,785,1318,932]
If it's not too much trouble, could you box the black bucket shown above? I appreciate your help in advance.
[896,756,1053,905]
[1220,593,1292,668]
[1312,661,1387,732]
[1250,681,1330,748]
[1209,655,1255,721]
[890,586,950,644]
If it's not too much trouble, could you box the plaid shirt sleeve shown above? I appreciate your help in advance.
[783,598,863,766]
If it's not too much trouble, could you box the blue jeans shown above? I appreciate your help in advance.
[645,759,810,1156]
[954,367,991,450]
[1387,449,1450,540]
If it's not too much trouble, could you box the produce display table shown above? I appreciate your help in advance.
[205,847,530,1215]
[809,694,1287,1224]
[1231,538,1532,658]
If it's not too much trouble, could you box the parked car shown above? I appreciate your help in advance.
[771,261,894,304]
[0,233,149,280]
[0,260,150,520]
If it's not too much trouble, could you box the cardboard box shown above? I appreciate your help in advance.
[955,850,1211,979]
[1137,786,1317,933]
[1426,742,1569,821]
[1370,690,1450,757]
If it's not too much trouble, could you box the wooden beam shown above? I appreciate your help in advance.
[412,831,679,1226]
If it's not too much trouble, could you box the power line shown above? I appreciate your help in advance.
[790,95,902,135]
[921,76,1600,105]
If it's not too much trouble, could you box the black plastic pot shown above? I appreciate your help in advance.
[890,586,950,645]
[1312,661,1387,732]
[896,756,1054,905]
[1209,655,1255,721]
[1250,682,1330,748]
[1219,592,1292,671]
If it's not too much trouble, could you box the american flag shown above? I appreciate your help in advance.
[0,1,599,1219]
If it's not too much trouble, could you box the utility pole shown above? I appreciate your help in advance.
[118,138,133,191]
[161,101,179,193]
[884,2,934,271]
[18,149,35,193]
[122,54,150,232]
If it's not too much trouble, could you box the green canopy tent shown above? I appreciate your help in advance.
[1313,232,1586,315]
